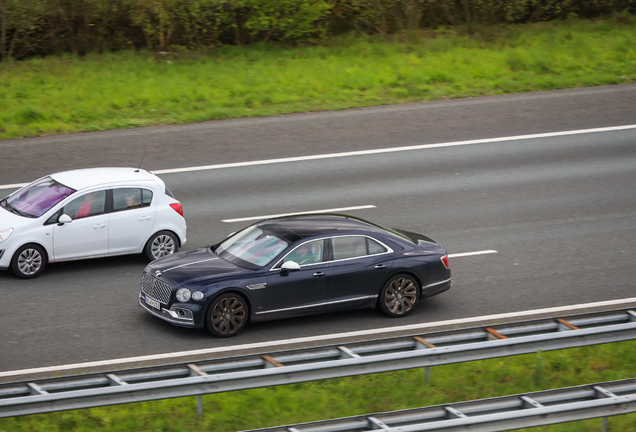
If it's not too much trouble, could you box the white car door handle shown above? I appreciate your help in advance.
[93,224,106,229]
[139,216,152,221]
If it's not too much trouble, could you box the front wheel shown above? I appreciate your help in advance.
[206,293,248,337]
[379,274,419,318]
[11,244,47,279]
[144,231,178,261]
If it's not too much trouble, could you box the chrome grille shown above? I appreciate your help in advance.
[140,273,172,305]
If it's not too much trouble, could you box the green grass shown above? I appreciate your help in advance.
[1,15,636,140]
[1,341,636,431]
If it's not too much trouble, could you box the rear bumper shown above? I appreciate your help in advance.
[421,278,451,299]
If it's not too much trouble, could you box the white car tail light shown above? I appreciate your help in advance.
[170,203,184,217]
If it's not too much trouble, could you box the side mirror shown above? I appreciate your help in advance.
[280,261,300,274]
[58,214,72,225]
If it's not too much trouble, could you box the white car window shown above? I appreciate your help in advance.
[113,188,143,211]
[63,191,106,220]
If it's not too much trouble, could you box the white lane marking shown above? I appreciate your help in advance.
[151,124,636,174]
[1,124,635,191]
[222,205,377,223]
[0,183,27,190]
[2,296,636,378]
[448,250,498,258]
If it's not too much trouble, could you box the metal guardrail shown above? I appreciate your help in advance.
[241,378,636,432]
[1,308,635,418]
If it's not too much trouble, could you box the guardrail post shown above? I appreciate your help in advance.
[188,364,207,417]
[413,337,436,385]
[602,417,608,432]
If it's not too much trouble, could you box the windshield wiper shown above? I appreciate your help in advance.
[0,199,32,218]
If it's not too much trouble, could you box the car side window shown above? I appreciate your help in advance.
[113,188,145,212]
[367,237,387,255]
[62,191,106,220]
[331,236,368,260]
[282,239,325,266]
[142,189,153,206]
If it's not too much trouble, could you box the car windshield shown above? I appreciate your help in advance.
[0,176,76,218]
[215,225,289,269]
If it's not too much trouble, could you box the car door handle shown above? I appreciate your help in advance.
[313,272,326,278]
[374,264,387,269]
[139,216,152,221]
[93,224,106,229]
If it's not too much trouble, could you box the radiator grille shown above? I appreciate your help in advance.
[140,273,172,305]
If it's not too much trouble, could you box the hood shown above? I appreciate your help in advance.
[394,229,440,246]
[145,247,248,287]
[0,205,35,231]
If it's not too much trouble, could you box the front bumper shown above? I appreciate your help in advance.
[0,249,7,270]
[138,293,196,328]
[0,238,20,270]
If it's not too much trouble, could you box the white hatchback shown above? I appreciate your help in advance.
[0,167,187,278]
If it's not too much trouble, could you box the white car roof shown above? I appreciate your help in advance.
[50,168,163,191]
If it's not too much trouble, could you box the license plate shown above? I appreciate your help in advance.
[145,295,161,309]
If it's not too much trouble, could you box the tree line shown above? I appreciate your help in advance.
[1,0,634,61]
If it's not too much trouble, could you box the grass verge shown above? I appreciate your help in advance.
[1,341,636,431]
[0,15,635,140]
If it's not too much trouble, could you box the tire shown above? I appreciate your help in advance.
[144,231,179,261]
[379,274,420,318]
[11,244,47,279]
[206,293,248,338]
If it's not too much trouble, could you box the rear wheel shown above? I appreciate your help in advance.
[11,244,47,279]
[379,274,419,317]
[144,231,178,261]
[206,293,248,337]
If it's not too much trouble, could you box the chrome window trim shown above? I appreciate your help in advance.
[328,234,393,264]
[422,277,452,289]
[269,235,393,271]
[256,295,371,315]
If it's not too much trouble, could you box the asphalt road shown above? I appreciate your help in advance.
[0,85,635,377]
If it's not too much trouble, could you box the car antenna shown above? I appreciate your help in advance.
[135,150,148,172]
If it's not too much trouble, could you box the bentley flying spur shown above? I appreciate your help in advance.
[139,214,450,337]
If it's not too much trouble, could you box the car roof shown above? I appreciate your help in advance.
[255,214,396,243]
[50,168,160,190]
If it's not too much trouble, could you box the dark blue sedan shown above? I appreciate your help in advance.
[139,214,451,337]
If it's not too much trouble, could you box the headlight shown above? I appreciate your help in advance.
[176,288,191,303]
[192,291,204,301]
[0,228,13,244]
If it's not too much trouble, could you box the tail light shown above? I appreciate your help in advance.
[170,203,184,217]
[441,255,449,269]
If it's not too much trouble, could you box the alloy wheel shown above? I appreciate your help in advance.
[384,277,417,315]
[17,248,43,276]
[151,235,175,259]
[211,297,246,336]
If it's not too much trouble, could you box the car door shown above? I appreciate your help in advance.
[53,190,109,260]
[326,235,394,312]
[108,188,156,255]
[265,239,328,319]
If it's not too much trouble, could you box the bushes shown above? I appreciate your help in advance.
[0,0,635,60]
